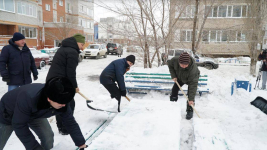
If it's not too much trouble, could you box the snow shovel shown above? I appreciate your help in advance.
[175,81,201,118]
[77,91,130,113]
[251,96,267,115]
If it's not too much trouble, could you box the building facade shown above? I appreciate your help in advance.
[0,0,94,49]
[0,0,42,49]
[169,0,266,56]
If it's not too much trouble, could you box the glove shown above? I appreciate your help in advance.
[34,75,38,81]
[79,145,88,150]
[2,76,10,83]
[120,90,126,96]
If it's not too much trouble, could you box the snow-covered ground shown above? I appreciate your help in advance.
[1,52,267,150]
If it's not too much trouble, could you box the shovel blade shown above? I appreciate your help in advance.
[251,96,267,115]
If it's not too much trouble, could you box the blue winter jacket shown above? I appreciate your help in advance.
[0,84,85,149]
[0,39,38,85]
[100,58,129,91]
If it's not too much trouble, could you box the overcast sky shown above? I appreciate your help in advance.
[94,0,120,23]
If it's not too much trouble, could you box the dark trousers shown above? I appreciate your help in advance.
[170,81,193,112]
[102,83,121,112]
[0,118,54,150]
[56,99,75,130]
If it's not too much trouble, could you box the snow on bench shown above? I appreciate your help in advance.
[89,100,181,149]
[125,72,209,96]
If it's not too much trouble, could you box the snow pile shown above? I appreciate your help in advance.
[89,100,181,150]
[193,118,229,150]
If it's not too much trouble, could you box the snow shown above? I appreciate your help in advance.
[0,52,267,150]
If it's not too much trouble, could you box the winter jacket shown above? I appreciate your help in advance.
[0,39,38,85]
[258,52,267,71]
[0,84,85,149]
[46,37,80,88]
[100,58,129,91]
[168,56,200,101]
[117,48,122,55]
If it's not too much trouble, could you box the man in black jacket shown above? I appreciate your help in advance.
[100,55,135,112]
[46,33,85,135]
[258,49,267,89]
[0,77,87,150]
[0,32,38,91]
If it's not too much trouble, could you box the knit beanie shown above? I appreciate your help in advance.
[73,33,85,44]
[126,55,135,64]
[44,77,75,104]
[179,52,190,64]
[12,32,25,41]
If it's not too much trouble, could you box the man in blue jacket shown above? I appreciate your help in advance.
[0,77,87,150]
[0,32,38,91]
[100,55,135,112]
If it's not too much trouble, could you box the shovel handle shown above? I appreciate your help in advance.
[125,96,131,102]
[77,91,90,100]
[175,81,201,118]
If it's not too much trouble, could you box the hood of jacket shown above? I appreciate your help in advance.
[8,38,29,52]
[61,37,81,53]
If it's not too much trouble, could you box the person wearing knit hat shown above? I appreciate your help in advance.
[100,55,136,112]
[0,77,87,150]
[73,33,85,50]
[168,52,200,120]
[0,32,38,92]
[46,33,84,135]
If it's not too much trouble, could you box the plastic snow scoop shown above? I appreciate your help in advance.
[175,81,201,118]
[77,91,131,113]
[251,96,267,115]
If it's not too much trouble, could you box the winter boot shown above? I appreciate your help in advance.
[186,111,193,120]
[59,128,69,135]
[170,96,178,102]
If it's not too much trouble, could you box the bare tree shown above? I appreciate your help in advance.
[244,0,267,76]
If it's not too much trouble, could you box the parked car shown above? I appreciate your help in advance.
[40,47,60,54]
[167,49,219,69]
[107,43,122,55]
[47,47,84,63]
[30,48,49,69]
[84,44,107,59]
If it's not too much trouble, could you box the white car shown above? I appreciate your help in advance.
[84,44,107,59]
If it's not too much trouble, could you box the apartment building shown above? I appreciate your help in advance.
[0,0,43,49]
[43,0,94,48]
[169,0,266,56]
[98,17,134,45]
[0,0,94,49]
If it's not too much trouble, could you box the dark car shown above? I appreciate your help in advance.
[106,43,122,55]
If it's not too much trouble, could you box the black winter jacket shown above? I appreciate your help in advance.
[258,52,267,71]
[0,39,38,85]
[100,58,129,91]
[46,37,80,88]
[0,84,85,149]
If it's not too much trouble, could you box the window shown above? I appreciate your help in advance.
[45,4,50,11]
[202,30,209,41]
[218,6,227,17]
[17,2,37,17]
[0,0,15,12]
[210,31,216,42]
[206,5,248,18]
[59,0,63,6]
[233,5,241,17]
[38,10,42,22]
[53,0,57,9]
[60,17,63,22]
[229,30,236,41]
[180,30,193,42]
[221,31,227,41]
[205,6,212,17]
[227,6,232,17]
[53,10,57,22]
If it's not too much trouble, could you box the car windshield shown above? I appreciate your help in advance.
[168,50,174,56]
[88,45,99,49]
[175,50,183,56]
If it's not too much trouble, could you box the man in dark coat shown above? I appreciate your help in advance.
[168,52,200,120]
[0,32,38,91]
[100,55,135,112]
[46,33,85,135]
[0,77,87,150]
[258,49,267,89]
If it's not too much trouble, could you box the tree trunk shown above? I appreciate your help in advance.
[192,0,199,54]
